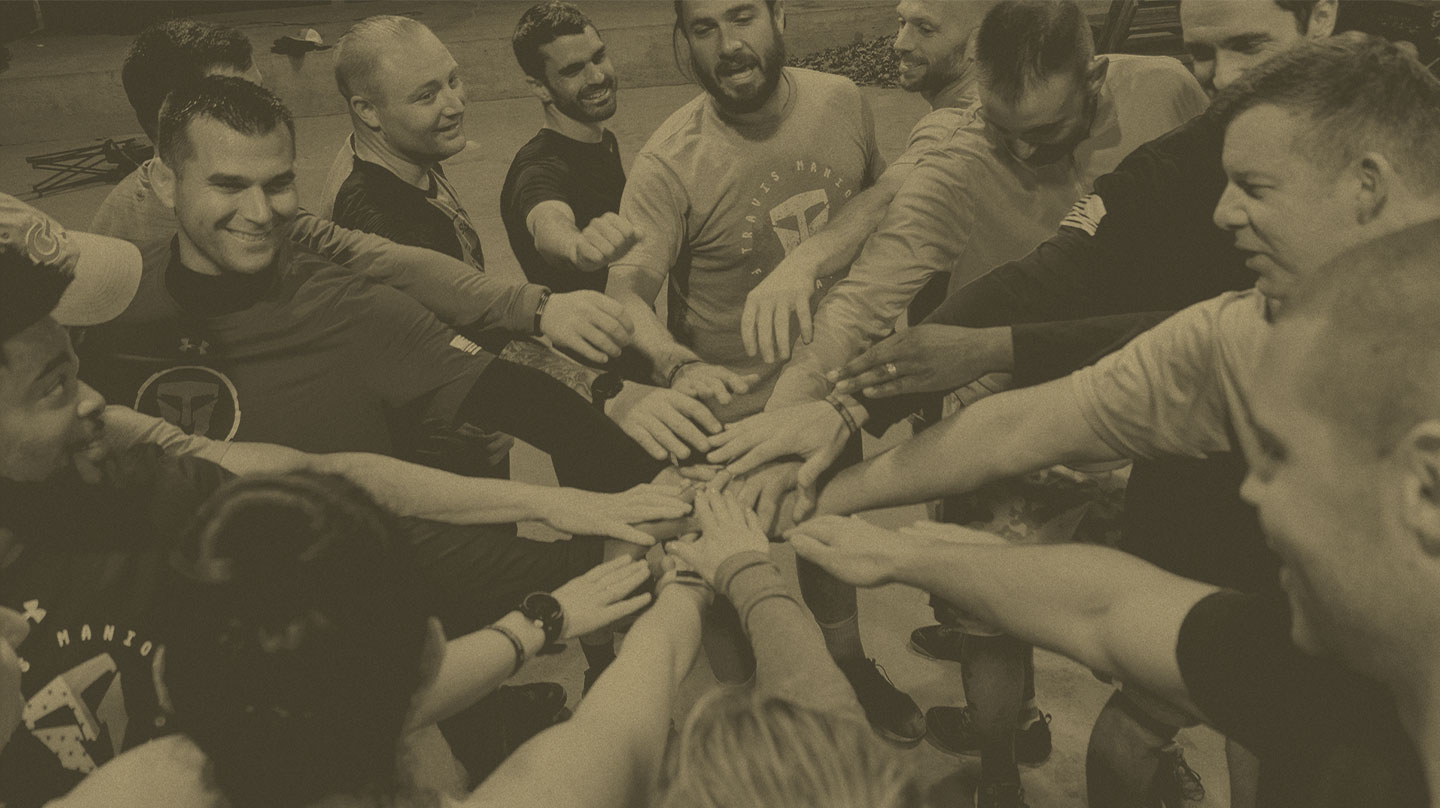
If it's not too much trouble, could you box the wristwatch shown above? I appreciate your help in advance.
[520,591,565,648]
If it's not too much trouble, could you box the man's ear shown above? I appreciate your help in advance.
[350,96,383,132]
[1353,152,1393,225]
[1086,55,1110,94]
[772,0,786,33]
[525,75,554,105]
[1305,0,1338,39]
[1399,424,1440,557]
[152,158,178,210]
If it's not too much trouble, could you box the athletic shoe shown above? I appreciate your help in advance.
[496,681,569,725]
[909,624,966,662]
[976,781,1030,808]
[836,657,926,746]
[1157,742,1206,804]
[925,705,1053,766]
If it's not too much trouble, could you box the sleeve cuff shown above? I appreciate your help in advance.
[715,551,780,598]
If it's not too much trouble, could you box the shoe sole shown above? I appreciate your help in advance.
[925,731,1052,768]
[873,724,927,748]
[907,637,963,663]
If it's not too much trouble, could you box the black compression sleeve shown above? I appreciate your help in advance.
[455,358,664,492]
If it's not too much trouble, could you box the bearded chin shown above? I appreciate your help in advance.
[696,37,787,114]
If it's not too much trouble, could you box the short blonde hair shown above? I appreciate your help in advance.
[656,689,923,808]
[334,14,432,100]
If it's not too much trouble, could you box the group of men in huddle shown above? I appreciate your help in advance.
[3,0,1440,807]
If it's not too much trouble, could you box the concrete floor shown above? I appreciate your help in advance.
[0,80,1229,808]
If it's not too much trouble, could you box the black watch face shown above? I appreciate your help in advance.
[524,592,562,624]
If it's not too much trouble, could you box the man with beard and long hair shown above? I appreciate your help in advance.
[502,2,636,296]
[601,0,922,746]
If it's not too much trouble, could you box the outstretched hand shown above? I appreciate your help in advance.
[785,514,914,587]
[740,263,817,364]
[666,488,770,586]
[541,484,693,546]
[550,557,654,639]
[829,324,1010,398]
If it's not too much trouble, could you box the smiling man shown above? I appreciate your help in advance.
[600,0,920,745]
[502,2,634,295]
[787,34,1440,808]
[74,78,688,769]
[737,0,995,362]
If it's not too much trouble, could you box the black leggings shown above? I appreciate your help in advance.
[457,358,664,492]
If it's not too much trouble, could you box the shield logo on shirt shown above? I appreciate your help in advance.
[133,365,241,440]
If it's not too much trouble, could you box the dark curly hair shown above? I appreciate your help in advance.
[155,471,432,808]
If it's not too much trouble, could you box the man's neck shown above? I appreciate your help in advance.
[923,59,977,111]
[176,233,223,277]
[541,105,605,144]
[352,127,433,189]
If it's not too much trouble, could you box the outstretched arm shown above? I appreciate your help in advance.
[816,376,1123,516]
[467,583,706,808]
[669,489,864,721]
[101,405,687,546]
[787,516,1218,716]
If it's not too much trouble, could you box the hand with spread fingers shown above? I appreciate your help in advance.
[669,362,760,406]
[829,324,1012,398]
[712,460,802,537]
[667,488,771,586]
[541,484,695,546]
[706,399,852,477]
[550,557,655,639]
[785,514,936,587]
[740,262,817,364]
[618,387,723,461]
[540,289,636,363]
[569,212,641,273]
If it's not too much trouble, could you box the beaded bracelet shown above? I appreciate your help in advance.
[482,623,527,677]
[532,289,552,335]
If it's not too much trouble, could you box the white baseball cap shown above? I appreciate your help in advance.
[0,192,142,340]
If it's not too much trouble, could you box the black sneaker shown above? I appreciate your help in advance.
[1156,742,1205,804]
[926,705,1053,766]
[836,657,926,746]
[909,624,966,662]
[976,780,1030,808]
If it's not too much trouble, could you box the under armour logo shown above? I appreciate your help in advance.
[22,599,47,625]
[179,337,209,356]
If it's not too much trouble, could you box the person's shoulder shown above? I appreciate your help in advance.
[789,66,861,95]
[1104,53,1198,87]
[638,92,711,157]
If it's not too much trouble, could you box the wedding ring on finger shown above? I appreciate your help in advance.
[884,361,899,377]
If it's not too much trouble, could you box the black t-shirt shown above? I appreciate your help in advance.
[0,446,232,808]
[331,156,485,270]
[75,240,488,458]
[1177,591,1428,807]
[500,128,626,294]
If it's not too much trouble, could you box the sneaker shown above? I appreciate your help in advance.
[976,780,1030,808]
[495,682,569,725]
[909,624,966,662]
[926,706,1053,766]
[1156,742,1206,804]
[836,657,926,746]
